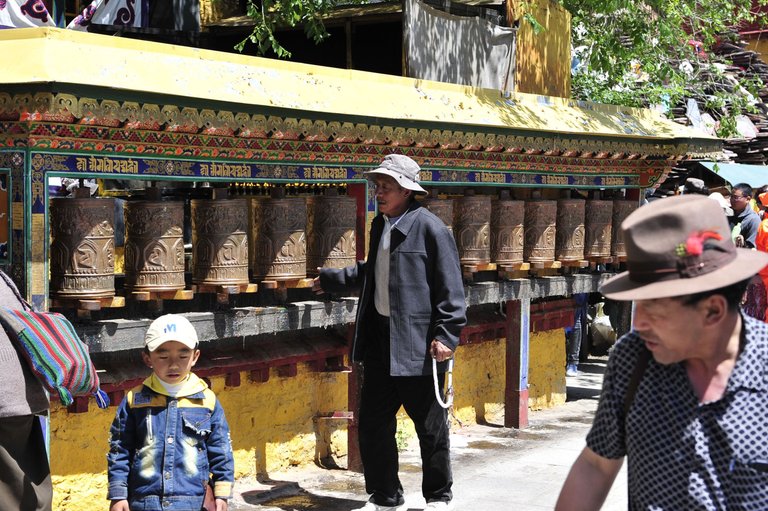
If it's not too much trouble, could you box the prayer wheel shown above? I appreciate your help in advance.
[421,197,454,233]
[191,197,249,286]
[250,192,307,281]
[307,190,356,275]
[49,192,115,298]
[524,200,557,263]
[124,198,185,292]
[584,200,613,258]
[611,200,638,258]
[247,196,264,275]
[491,190,524,265]
[555,199,586,262]
[454,191,491,265]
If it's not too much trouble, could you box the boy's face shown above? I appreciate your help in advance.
[142,340,200,384]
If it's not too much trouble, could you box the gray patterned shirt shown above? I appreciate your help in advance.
[587,313,768,510]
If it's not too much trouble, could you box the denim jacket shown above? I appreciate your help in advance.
[107,373,234,510]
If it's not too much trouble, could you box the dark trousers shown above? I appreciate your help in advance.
[566,311,584,364]
[358,313,452,506]
[0,415,52,511]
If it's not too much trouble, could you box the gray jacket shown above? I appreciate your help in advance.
[320,202,467,376]
[728,207,761,248]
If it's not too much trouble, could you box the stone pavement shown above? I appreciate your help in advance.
[230,357,627,511]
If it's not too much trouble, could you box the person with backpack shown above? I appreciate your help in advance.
[0,271,52,511]
[556,195,768,510]
[107,314,234,511]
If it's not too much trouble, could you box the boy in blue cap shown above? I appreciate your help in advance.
[107,314,234,511]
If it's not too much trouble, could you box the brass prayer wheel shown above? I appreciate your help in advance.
[49,194,115,298]
[491,191,524,265]
[250,194,307,280]
[307,191,356,275]
[584,200,613,258]
[421,198,454,233]
[611,200,638,258]
[454,191,491,265]
[124,198,185,292]
[524,200,557,263]
[555,199,586,262]
[191,197,249,285]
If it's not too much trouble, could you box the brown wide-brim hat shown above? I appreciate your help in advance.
[600,194,768,301]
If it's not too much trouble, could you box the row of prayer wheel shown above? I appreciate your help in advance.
[48,190,356,299]
[47,188,637,300]
[421,191,637,266]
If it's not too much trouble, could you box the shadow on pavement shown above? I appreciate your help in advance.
[248,491,361,509]
[247,490,423,511]
[565,357,607,402]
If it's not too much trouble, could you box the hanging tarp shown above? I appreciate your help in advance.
[67,0,148,31]
[404,0,516,92]
[698,162,768,187]
[0,0,54,28]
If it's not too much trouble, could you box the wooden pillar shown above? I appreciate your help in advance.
[345,20,353,70]
[505,298,530,429]
[346,324,364,472]
[347,183,367,261]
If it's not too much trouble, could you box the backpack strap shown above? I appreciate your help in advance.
[0,270,34,311]
[623,346,651,419]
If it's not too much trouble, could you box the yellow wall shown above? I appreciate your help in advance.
[746,38,768,62]
[452,338,506,425]
[199,0,241,26]
[528,329,567,410]
[51,331,565,510]
[51,366,347,511]
[512,0,572,98]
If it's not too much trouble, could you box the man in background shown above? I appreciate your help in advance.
[728,182,760,248]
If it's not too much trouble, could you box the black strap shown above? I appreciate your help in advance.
[623,346,651,419]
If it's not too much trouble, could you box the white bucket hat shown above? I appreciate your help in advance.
[365,154,427,194]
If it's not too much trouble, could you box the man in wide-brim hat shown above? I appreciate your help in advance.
[556,195,768,510]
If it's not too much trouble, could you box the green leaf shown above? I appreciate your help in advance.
[237,0,367,58]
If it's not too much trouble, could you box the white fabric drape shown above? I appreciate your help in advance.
[0,0,55,28]
[67,0,147,31]
[405,0,517,92]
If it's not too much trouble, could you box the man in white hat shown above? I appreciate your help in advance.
[314,154,466,511]
[556,195,768,509]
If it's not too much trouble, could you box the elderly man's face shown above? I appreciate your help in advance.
[373,175,411,217]
[631,297,711,365]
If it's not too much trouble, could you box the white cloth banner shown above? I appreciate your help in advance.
[0,0,54,28]
[404,0,517,92]
[67,0,146,31]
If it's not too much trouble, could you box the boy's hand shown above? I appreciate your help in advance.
[109,500,130,511]
[215,498,229,511]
